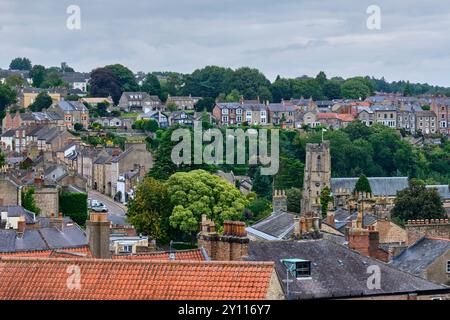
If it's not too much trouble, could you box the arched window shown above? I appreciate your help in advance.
[317,155,322,171]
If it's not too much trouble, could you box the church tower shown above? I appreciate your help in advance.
[301,141,331,216]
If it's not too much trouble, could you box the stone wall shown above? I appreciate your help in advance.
[0,178,20,206]
[405,219,450,245]
[34,186,59,217]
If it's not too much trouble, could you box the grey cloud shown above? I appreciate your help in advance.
[1,0,450,85]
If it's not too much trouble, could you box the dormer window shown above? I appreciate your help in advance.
[281,259,311,278]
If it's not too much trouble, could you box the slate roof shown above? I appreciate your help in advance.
[246,211,294,240]
[0,216,87,253]
[426,185,450,200]
[247,239,448,299]
[267,103,298,112]
[331,177,409,196]
[327,208,378,232]
[372,105,397,112]
[0,205,36,224]
[57,101,88,112]
[390,237,450,277]
[0,258,275,300]
[1,129,16,137]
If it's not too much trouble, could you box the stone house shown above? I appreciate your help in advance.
[19,87,62,108]
[373,105,397,128]
[118,92,162,112]
[391,237,450,286]
[137,111,169,128]
[358,108,375,126]
[267,103,298,128]
[166,94,200,110]
[415,110,437,135]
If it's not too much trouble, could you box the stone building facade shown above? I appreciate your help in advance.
[301,141,331,216]
[405,219,450,245]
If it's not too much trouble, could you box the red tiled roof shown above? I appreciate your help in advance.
[0,258,274,300]
[0,246,92,258]
[112,249,206,261]
[317,112,354,122]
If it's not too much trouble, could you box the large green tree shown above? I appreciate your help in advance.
[230,67,271,100]
[89,67,122,104]
[141,73,162,98]
[392,179,446,223]
[0,84,17,119]
[29,92,53,111]
[341,77,373,99]
[167,170,249,238]
[353,174,372,194]
[127,177,173,241]
[9,57,32,70]
[105,64,139,92]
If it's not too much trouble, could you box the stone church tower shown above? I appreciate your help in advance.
[301,141,331,216]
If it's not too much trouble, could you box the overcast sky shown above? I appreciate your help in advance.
[1,0,450,86]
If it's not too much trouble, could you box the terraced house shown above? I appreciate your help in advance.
[48,100,89,129]
[118,92,163,112]
[431,97,450,135]
[213,102,269,126]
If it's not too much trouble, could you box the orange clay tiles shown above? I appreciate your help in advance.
[0,257,274,300]
[0,246,92,258]
[112,249,206,261]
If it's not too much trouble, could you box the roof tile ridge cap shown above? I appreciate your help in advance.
[425,236,450,242]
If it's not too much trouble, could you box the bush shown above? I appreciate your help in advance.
[59,192,88,227]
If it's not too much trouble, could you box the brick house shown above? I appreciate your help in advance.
[431,97,450,135]
[48,101,89,129]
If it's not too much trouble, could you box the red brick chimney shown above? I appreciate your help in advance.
[197,216,249,261]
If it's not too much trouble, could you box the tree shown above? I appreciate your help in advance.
[225,89,241,102]
[341,78,372,100]
[143,119,159,132]
[5,74,25,87]
[403,81,413,97]
[9,57,32,70]
[29,92,52,111]
[0,84,17,119]
[195,97,215,112]
[141,73,162,98]
[89,67,122,104]
[74,123,84,131]
[59,192,88,227]
[392,179,446,223]
[0,151,5,167]
[166,101,178,112]
[181,66,233,98]
[320,186,333,218]
[286,188,302,213]
[167,170,249,239]
[41,69,66,88]
[247,197,272,222]
[30,65,46,88]
[230,67,271,100]
[21,187,41,215]
[323,80,342,99]
[127,177,172,241]
[353,174,372,194]
[251,166,273,200]
[105,64,139,92]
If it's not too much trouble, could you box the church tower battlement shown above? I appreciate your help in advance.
[301,141,331,216]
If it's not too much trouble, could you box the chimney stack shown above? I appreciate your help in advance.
[86,211,111,259]
[17,216,26,238]
[197,217,248,261]
[272,189,287,212]
[50,212,64,231]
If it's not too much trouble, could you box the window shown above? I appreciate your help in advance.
[260,111,266,117]
[222,108,228,115]
[246,111,252,117]
[123,245,132,253]
[236,115,242,123]
[447,260,450,273]
[295,261,311,277]
[236,108,242,115]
